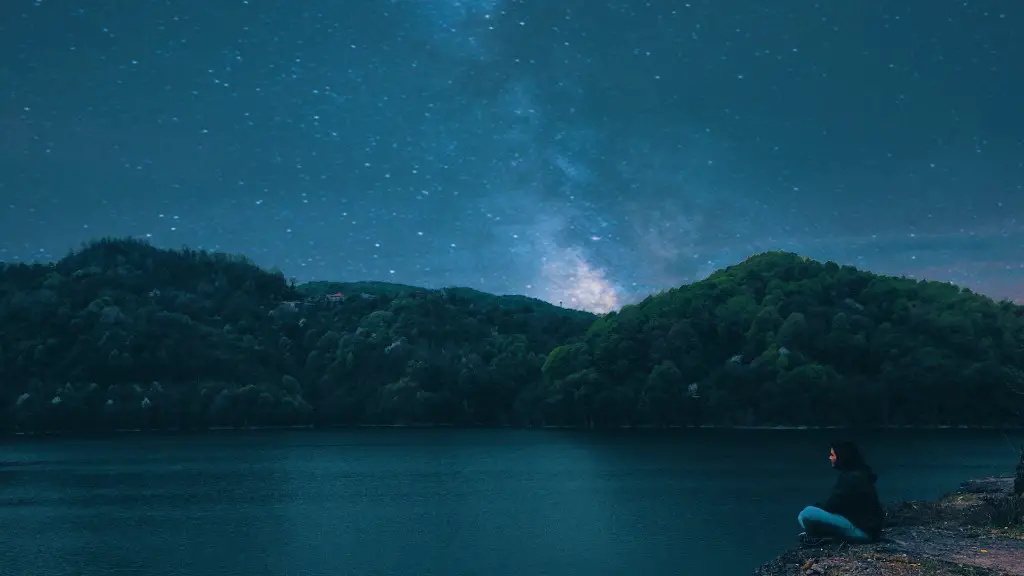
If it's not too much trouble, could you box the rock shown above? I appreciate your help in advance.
[755,477,1024,576]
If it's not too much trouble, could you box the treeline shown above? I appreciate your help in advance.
[0,238,1021,432]
[542,252,1024,427]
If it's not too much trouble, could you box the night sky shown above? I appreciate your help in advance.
[2,0,1021,312]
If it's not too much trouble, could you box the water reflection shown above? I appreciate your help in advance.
[2,434,292,576]
[271,429,622,575]
[1,429,1021,575]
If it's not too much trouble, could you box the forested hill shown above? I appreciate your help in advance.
[541,252,1024,427]
[0,238,594,432]
[0,239,1021,433]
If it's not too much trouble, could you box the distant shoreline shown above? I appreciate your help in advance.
[9,422,1024,437]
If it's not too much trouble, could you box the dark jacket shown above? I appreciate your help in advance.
[821,466,885,540]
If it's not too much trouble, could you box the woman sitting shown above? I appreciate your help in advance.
[797,441,884,545]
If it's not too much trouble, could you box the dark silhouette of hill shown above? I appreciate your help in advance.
[0,240,1021,432]
[0,238,593,431]
[538,252,1024,427]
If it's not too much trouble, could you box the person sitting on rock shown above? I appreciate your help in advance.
[797,440,884,545]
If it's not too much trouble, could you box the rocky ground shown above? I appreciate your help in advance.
[755,477,1024,576]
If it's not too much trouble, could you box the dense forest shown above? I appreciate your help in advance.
[0,238,1022,433]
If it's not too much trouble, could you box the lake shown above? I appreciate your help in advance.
[1,428,1021,575]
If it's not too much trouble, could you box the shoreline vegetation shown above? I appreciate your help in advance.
[755,475,1024,576]
[2,237,1023,433]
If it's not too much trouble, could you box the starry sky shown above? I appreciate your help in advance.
[1,0,1022,312]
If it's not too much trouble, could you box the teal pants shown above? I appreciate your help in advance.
[797,506,871,543]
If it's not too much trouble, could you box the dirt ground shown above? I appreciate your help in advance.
[755,477,1024,576]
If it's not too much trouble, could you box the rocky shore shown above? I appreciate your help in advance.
[755,476,1024,576]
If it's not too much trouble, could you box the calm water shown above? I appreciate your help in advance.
[1,429,1021,575]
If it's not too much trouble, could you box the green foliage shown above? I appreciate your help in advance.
[1,243,1022,432]
[0,238,593,431]
[554,251,1024,427]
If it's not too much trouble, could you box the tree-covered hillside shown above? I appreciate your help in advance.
[539,252,1024,427]
[1,241,1021,432]
[0,238,593,432]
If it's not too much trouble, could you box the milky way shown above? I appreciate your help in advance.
[1,0,1022,311]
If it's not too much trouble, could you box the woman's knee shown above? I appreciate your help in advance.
[797,505,821,524]
[798,505,823,520]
